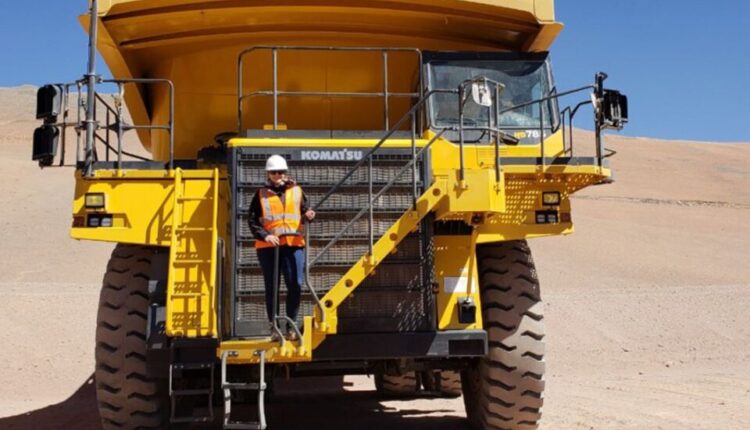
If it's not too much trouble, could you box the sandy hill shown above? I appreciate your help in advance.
[0,86,748,429]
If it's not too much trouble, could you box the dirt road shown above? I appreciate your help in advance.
[1,87,749,429]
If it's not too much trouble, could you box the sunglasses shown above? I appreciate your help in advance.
[268,170,287,176]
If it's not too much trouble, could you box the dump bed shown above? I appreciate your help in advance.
[83,0,562,158]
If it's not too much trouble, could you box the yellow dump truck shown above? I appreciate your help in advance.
[31,1,627,428]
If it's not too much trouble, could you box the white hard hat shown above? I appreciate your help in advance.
[265,155,289,171]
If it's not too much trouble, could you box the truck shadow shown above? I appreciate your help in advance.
[0,376,102,430]
[0,374,469,430]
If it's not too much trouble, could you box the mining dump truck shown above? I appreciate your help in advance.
[31,0,627,428]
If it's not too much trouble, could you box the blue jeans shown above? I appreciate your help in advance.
[256,246,305,323]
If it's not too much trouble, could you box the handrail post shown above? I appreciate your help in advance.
[237,51,244,134]
[492,83,500,183]
[383,51,390,130]
[564,109,570,155]
[569,109,574,157]
[411,111,418,206]
[168,80,175,170]
[83,0,99,177]
[368,156,374,256]
[272,48,278,130]
[59,86,69,167]
[458,85,466,183]
[105,108,110,162]
[76,82,83,166]
[116,82,124,171]
[539,102,545,168]
[594,73,606,167]
[303,223,325,325]
[272,245,282,336]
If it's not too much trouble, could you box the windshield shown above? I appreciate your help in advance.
[428,60,556,130]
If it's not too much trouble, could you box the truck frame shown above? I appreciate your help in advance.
[31,1,627,429]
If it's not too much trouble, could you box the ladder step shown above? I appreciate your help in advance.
[177,227,213,232]
[171,416,214,424]
[223,382,264,390]
[225,422,265,430]
[178,196,211,202]
[173,259,211,264]
[173,363,213,370]
[172,388,212,396]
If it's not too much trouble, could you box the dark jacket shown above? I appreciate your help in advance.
[248,179,309,242]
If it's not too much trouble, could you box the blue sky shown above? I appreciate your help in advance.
[1,1,748,141]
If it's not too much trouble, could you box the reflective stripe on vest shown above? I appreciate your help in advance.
[256,185,306,249]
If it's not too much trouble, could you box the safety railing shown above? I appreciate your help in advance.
[302,73,626,323]
[39,79,175,175]
[234,45,628,330]
[237,46,423,133]
[301,84,512,324]
[33,1,176,175]
[492,72,626,166]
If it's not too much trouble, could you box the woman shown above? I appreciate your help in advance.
[248,155,316,340]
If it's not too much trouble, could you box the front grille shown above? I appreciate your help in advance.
[231,147,432,337]
[238,212,403,239]
[237,294,318,322]
[236,236,421,268]
[237,187,415,211]
[237,263,421,294]
[240,162,419,185]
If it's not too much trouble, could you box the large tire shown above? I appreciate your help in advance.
[95,245,170,429]
[437,370,463,397]
[421,370,463,397]
[374,372,420,396]
[462,240,545,430]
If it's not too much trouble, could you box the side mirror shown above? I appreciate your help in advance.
[471,81,498,107]
[600,90,628,130]
[33,125,59,167]
[36,84,63,121]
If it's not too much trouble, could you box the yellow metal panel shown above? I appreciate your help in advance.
[71,173,175,245]
[70,169,226,339]
[428,130,568,174]
[473,169,614,243]
[166,169,220,338]
[434,236,483,330]
[82,0,562,155]
[70,170,223,245]
[524,20,564,52]
[218,315,318,363]
[435,168,505,215]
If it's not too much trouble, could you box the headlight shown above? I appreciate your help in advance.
[542,192,561,206]
[85,193,105,209]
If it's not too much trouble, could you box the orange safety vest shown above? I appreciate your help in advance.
[256,185,306,249]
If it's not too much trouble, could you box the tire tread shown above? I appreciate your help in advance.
[462,240,545,430]
[95,245,169,430]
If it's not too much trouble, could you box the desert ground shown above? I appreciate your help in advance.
[0,85,749,429]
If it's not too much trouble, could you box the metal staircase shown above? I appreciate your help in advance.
[230,122,451,353]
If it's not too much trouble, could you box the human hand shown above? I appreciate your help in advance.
[305,209,316,221]
[265,235,280,246]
